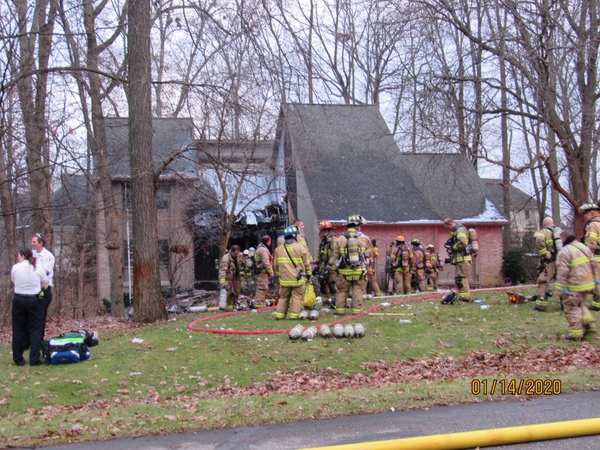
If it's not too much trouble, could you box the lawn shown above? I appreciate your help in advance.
[2,287,600,448]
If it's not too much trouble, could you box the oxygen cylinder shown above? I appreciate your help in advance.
[319,324,332,338]
[553,227,563,252]
[353,323,365,338]
[219,288,227,310]
[333,324,344,338]
[308,310,320,320]
[343,324,355,338]
[247,247,256,268]
[347,234,360,266]
[424,251,432,270]
[289,324,304,340]
[298,310,309,320]
[467,228,479,255]
[401,249,409,268]
[301,326,318,340]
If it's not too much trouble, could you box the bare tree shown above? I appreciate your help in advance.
[128,0,166,322]
[12,0,57,247]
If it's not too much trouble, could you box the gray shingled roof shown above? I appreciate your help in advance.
[279,103,506,223]
[481,178,537,212]
[105,117,196,179]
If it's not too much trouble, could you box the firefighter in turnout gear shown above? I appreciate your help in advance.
[329,215,372,315]
[555,229,597,341]
[366,239,382,297]
[316,220,337,296]
[273,226,312,320]
[580,203,600,311]
[426,244,443,291]
[533,217,560,311]
[253,235,274,306]
[443,218,473,302]
[218,245,242,310]
[389,236,414,295]
[410,238,428,292]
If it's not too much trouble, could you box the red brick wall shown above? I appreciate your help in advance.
[338,223,505,289]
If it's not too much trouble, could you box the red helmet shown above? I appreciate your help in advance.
[319,220,333,230]
[507,292,525,304]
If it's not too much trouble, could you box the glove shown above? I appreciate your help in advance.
[595,278,600,285]
[561,288,569,296]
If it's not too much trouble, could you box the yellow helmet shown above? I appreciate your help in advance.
[580,203,600,213]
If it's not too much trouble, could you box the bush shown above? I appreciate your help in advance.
[502,249,527,285]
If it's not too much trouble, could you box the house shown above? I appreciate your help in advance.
[482,178,539,246]
[97,118,198,301]
[274,103,509,287]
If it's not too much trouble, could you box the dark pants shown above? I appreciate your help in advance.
[42,286,52,321]
[12,294,46,365]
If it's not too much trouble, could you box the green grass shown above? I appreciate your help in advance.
[1,288,599,447]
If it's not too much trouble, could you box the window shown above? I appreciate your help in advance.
[157,184,171,210]
[159,240,170,267]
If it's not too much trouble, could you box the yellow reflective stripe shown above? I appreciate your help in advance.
[569,282,595,292]
[570,256,591,266]
[555,282,566,290]
[279,280,306,287]
[276,256,304,264]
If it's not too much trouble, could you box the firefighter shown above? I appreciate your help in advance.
[426,244,443,291]
[273,226,312,320]
[316,220,337,296]
[389,236,414,295]
[532,217,560,311]
[555,229,597,341]
[329,215,372,315]
[367,239,382,297]
[443,217,473,302]
[238,249,255,296]
[580,203,600,311]
[410,238,428,292]
[218,245,242,310]
[253,235,274,307]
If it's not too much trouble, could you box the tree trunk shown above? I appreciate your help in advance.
[14,0,56,247]
[128,0,166,323]
[82,0,126,318]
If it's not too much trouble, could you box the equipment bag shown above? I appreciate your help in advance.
[303,283,317,308]
[42,330,96,365]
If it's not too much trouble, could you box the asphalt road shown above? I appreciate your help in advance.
[36,391,600,450]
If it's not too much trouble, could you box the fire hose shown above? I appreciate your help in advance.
[187,285,534,335]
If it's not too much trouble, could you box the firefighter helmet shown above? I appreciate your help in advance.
[396,235,405,242]
[319,220,333,230]
[283,225,298,238]
[580,203,600,213]
[347,215,361,226]
[426,244,435,250]
[411,237,421,246]
[507,292,525,304]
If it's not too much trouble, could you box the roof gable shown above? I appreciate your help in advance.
[105,117,196,179]
[279,103,507,223]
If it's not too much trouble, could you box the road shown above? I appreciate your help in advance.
[37,390,600,450]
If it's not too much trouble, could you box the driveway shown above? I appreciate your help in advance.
[41,391,600,450]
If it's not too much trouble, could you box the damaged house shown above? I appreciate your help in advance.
[97,105,511,300]
[274,103,509,287]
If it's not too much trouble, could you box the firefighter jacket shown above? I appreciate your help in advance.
[329,228,372,281]
[429,252,442,272]
[273,240,312,287]
[389,244,414,273]
[219,252,240,285]
[583,217,600,263]
[449,223,472,264]
[318,232,336,269]
[412,246,428,272]
[254,243,274,276]
[555,239,598,293]
[534,226,557,259]
[367,245,379,274]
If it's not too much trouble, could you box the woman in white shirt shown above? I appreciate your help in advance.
[11,248,47,366]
